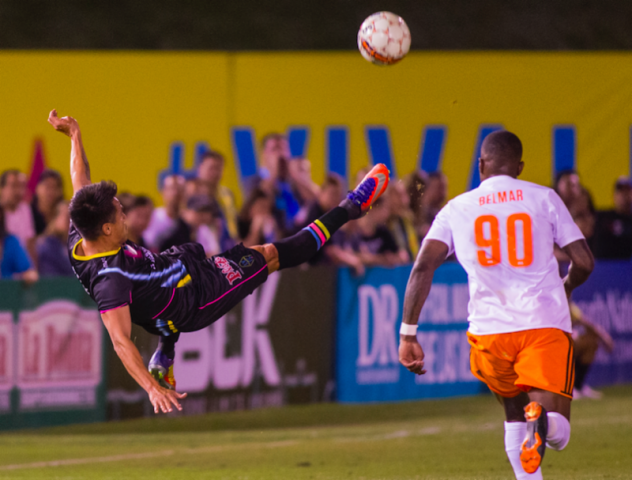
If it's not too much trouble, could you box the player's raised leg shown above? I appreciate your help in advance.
[254,163,390,274]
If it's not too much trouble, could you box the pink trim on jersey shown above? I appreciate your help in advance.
[100,303,129,314]
[199,264,268,310]
[152,288,176,319]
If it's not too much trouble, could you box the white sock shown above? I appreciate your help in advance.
[505,422,543,479]
[546,412,571,451]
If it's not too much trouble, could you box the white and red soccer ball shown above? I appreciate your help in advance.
[358,12,411,66]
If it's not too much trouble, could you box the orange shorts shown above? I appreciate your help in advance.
[467,328,575,399]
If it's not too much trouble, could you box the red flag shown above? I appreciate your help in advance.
[27,138,47,202]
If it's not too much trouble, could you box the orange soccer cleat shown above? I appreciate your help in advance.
[347,163,390,216]
[520,401,548,474]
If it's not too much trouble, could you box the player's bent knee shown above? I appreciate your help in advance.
[546,412,571,451]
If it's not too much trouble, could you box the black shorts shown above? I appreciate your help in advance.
[178,243,269,332]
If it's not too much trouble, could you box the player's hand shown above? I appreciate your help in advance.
[47,109,80,137]
[399,336,426,375]
[148,386,187,414]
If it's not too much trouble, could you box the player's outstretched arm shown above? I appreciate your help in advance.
[101,306,187,414]
[561,239,594,298]
[47,109,92,194]
[399,239,449,375]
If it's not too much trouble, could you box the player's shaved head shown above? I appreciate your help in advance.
[479,130,524,180]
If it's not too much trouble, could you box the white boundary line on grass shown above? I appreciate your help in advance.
[0,440,299,471]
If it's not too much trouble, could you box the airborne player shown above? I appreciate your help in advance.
[48,109,390,415]
[399,131,594,479]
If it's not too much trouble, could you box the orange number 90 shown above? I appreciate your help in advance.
[474,213,533,268]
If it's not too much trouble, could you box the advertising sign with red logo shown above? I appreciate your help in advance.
[0,313,13,413]
[17,301,102,410]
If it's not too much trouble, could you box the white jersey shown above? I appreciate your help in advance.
[425,175,584,335]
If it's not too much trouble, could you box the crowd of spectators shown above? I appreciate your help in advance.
[2,133,632,283]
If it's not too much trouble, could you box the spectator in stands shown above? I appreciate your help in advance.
[31,169,64,235]
[592,176,632,259]
[36,201,74,277]
[144,174,185,251]
[418,171,448,239]
[555,169,583,209]
[238,187,279,247]
[197,150,238,249]
[158,194,215,253]
[126,195,154,248]
[570,302,614,400]
[253,133,304,232]
[0,207,38,283]
[0,169,36,263]
[345,197,408,266]
[287,156,320,208]
[387,182,418,262]
[117,191,136,215]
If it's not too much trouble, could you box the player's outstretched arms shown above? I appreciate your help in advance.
[399,239,449,375]
[47,109,92,194]
[561,239,594,298]
[101,306,187,414]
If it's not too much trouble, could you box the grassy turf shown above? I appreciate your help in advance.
[1,385,630,479]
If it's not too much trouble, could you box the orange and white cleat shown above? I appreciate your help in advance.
[520,401,548,474]
[347,163,390,217]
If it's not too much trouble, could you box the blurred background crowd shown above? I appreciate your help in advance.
[1,132,631,286]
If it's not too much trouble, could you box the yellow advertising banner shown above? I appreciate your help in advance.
[0,51,630,208]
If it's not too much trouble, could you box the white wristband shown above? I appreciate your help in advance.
[399,323,418,336]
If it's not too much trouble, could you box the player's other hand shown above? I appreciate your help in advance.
[399,336,426,375]
[148,385,188,414]
[47,109,80,137]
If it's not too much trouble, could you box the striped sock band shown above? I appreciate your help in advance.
[303,219,331,250]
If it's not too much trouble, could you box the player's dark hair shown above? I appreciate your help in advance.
[69,181,118,241]
[0,169,22,188]
[482,130,523,164]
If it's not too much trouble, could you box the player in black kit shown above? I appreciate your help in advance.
[48,110,390,415]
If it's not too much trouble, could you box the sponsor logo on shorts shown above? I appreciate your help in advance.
[214,256,243,285]
[239,255,254,268]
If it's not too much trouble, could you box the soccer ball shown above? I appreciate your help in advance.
[357,12,411,66]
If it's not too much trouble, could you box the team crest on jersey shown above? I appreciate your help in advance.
[214,256,242,285]
[239,255,254,268]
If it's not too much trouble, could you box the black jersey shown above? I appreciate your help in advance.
[68,223,269,336]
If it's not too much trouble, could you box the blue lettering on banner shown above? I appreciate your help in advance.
[288,127,309,158]
[327,127,348,179]
[553,125,576,176]
[158,141,210,189]
[336,263,485,403]
[418,126,447,173]
[365,126,398,178]
[231,128,259,180]
[159,123,598,192]
[573,262,632,386]
[468,125,503,190]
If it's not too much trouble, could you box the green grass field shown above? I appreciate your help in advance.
[1,386,631,479]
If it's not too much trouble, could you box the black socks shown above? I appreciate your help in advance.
[274,205,351,270]
[158,332,180,360]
